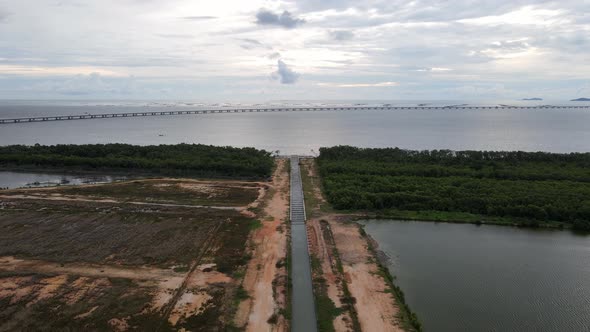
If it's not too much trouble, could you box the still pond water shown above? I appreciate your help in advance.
[361,220,590,332]
[0,171,127,189]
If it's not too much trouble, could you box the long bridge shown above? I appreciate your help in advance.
[1,105,589,124]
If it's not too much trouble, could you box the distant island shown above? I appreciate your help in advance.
[571,98,590,101]
[522,98,543,101]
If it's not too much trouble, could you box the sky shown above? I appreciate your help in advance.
[0,0,589,101]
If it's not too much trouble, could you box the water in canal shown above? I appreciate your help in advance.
[360,220,590,332]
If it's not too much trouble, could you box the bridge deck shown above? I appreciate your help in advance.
[1,105,588,124]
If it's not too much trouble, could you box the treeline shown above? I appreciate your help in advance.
[318,146,590,230]
[0,144,274,178]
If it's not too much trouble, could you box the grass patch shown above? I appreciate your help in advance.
[315,292,343,332]
[172,265,190,273]
[52,179,259,207]
[300,159,319,219]
[284,225,293,322]
[249,219,263,230]
[212,216,254,275]
[236,285,250,301]
[311,254,339,332]
[0,205,234,267]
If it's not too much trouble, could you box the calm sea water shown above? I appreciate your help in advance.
[1,100,590,154]
[361,220,590,332]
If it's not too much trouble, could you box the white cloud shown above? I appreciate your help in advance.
[328,30,354,41]
[22,72,129,96]
[317,81,398,87]
[457,6,567,26]
[274,60,299,84]
[415,67,452,72]
[256,9,305,29]
[0,0,588,99]
[0,64,123,77]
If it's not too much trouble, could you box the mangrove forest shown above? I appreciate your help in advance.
[318,146,590,230]
[0,143,274,178]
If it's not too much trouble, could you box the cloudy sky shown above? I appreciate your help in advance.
[0,0,589,100]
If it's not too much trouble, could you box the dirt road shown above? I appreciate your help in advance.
[234,158,289,332]
[300,158,405,332]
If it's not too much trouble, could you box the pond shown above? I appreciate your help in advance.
[360,220,590,332]
[0,171,128,189]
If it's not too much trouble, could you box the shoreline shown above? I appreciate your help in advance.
[347,212,584,232]
[0,165,269,182]
[356,223,422,331]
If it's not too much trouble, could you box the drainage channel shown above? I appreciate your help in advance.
[290,156,318,332]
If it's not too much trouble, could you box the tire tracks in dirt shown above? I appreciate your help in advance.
[156,220,224,331]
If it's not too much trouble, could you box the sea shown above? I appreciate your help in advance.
[1,99,590,154]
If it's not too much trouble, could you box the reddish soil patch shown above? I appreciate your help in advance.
[300,158,405,331]
[307,218,355,332]
[329,219,404,332]
[234,159,289,332]
[0,177,259,330]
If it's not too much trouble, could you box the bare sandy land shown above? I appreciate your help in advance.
[300,158,404,332]
[329,220,404,332]
[0,256,182,282]
[235,159,289,332]
[0,255,187,312]
[0,194,242,210]
[307,218,354,332]
[0,255,237,328]
[168,290,212,325]
[303,157,354,331]
[0,177,259,330]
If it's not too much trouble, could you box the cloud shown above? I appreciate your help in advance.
[448,84,514,97]
[21,73,143,96]
[457,6,566,26]
[0,64,122,76]
[26,72,110,95]
[181,16,216,21]
[489,39,531,51]
[414,67,452,72]
[576,82,590,95]
[318,81,398,88]
[255,9,305,29]
[468,39,535,60]
[329,30,354,41]
[267,52,281,59]
[274,60,299,84]
[1,0,590,99]
[156,33,194,39]
[237,38,269,50]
